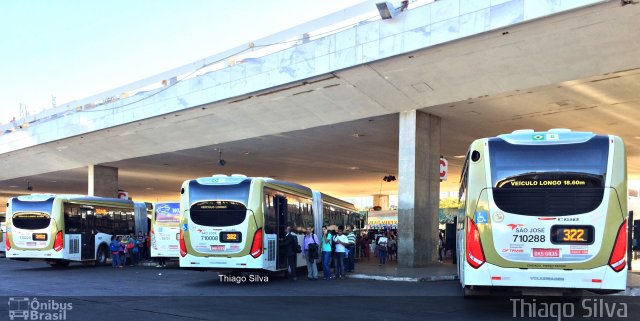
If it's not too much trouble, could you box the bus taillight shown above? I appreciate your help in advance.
[179,230,187,257]
[466,217,485,269]
[5,234,11,251]
[53,231,63,252]
[608,220,627,272]
[250,228,263,258]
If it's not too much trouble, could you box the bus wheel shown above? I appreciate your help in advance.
[462,286,483,299]
[96,246,108,266]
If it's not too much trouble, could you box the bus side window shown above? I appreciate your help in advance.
[263,190,277,235]
[64,205,81,234]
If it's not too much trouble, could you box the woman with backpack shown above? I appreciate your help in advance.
[127,233,139,266]
[109,236,121,268]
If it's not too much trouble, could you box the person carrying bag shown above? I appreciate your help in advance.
[303,227,319,280]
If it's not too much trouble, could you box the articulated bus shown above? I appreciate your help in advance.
[151,202,180,258]
[458,129,627,296]
[179,174,358,273]
[5,194,147,267]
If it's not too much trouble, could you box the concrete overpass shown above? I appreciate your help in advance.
[1,0,639,266]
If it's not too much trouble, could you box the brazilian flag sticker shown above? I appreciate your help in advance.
[532,134,544,141]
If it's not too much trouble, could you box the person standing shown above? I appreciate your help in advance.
[345,225,356,272]
[333,226,348,279]
[438,231,445,263]
[361,232,370,260]
[320,225,333,280]
[377,233,389,266]
[280,226,298,281]
[145,232,151,260]
[128,233,139,266]
[388,235,397,261]
[137,231,146,262]
[109,236,121,268]
[302,226,319,280]
[120,236,128,267]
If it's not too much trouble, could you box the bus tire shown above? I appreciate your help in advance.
[462,286,483,299]
[96,245,108,266]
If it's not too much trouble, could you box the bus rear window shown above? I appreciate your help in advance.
[12,213,51,230]
[190,201,247,227]
[489,136,609,216]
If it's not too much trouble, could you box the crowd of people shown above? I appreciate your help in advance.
[109,231,155,268]
[358,229,398,266]
[280,225,401,281]
[106,226,403,275]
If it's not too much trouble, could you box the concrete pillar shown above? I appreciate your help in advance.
[88,165,118,198]
[373,194,389,210]
[397,110,440,267]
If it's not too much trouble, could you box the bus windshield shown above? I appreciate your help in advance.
[489,136,609,216]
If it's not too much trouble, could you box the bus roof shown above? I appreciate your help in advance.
[14,194,135,207]
[495,129,602,145]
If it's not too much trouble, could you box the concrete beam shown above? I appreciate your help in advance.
[88,165,118,198]
[373,194,390,211]
[397,110,440,267]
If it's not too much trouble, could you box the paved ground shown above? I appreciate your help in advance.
[0,257,639,320]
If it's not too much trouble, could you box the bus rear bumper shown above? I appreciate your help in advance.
[463,262,627,291]
[6,249,64,260]
[179,254,263,270]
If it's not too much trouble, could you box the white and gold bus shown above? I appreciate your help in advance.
[5,194,147,267]
[458,129,627,296]
[179,174,357,273]
[150,202,180,258]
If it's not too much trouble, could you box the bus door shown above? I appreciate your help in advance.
[79,208,96,260]
[275,196,288,270]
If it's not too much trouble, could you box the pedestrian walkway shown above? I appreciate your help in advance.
[348,255,457,282]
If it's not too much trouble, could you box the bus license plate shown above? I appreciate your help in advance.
[532,248,560,257]
[32,233,48,241]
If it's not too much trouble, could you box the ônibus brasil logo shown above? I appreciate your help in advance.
[8,297,73,320]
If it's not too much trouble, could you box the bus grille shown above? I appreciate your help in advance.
[267,239,276,261]
[492,188,604,216]
[68,238,80,254]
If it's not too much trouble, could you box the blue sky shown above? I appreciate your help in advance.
[0,0,370,123]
